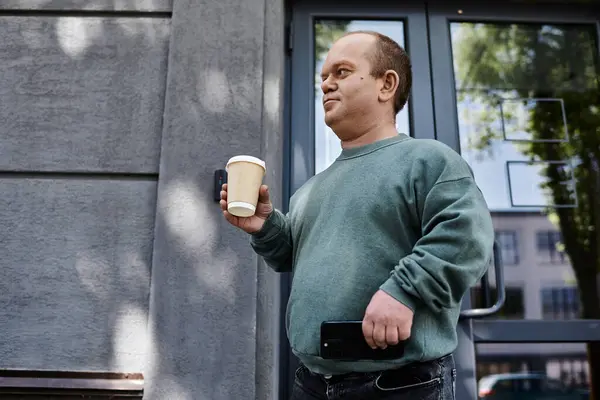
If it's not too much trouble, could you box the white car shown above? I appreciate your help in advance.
[477,373,588,399]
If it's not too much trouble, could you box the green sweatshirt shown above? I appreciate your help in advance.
[250,134,494,375]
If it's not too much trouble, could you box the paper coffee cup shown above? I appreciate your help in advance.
[225,155,266,217]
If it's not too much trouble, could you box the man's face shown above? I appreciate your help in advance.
[320,33,380,137]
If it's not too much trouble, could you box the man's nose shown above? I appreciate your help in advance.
[321,77,336,94]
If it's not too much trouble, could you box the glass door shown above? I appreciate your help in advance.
[288,0,435,192]
[286,1,600,399]
[285,1,436,397]
[428,2,600,399]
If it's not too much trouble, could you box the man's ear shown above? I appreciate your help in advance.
[378,70,399,103]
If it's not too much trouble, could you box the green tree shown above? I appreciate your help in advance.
[452,22,600,397]
[314,21,350,91]
[314,21,350,64]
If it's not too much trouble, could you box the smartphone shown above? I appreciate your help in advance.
[320,321,406,361]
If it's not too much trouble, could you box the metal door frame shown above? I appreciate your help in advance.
[287,0,435,193]
[283,1,600,399]
[428,2,600,396]
[283,2,435,397]
[282,3,436,397]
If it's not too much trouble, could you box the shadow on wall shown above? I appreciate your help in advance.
[0,0,282,399]
[144,0,281,398]
[0,0,168,377]
[0,0,172,11]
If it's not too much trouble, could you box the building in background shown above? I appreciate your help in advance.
[476,212,589,389]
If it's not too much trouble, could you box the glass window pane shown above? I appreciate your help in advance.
[495,230,519,265]
[314,20,411,173]
[471,286,525,319]
[449,22,600,322]
[477,343,590,397]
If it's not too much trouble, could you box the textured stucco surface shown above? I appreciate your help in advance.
[0,0,285,398]
[0,16,170,173]
[0,179,156,371]
[144,0,285,397]
[0,0,172,11]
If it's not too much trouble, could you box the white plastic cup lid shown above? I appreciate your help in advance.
[226,155,266,171]
[227,201,257,217]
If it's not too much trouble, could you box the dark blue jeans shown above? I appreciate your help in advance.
[290,354,456,400]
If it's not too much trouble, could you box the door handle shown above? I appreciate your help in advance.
[459,240,506,320]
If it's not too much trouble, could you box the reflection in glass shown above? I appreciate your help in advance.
[450,21,600,393]
[471,286,524,319]
[500,98,569,142]
[536,230,567,265]
[314,20,410,173]
[496,230,519,265]
[476,343,590,397]
[506,161,577,208]
[541,287,579,319]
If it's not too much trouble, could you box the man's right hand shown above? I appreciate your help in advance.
[220,183,273,234]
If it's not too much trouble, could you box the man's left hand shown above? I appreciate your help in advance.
[362,290,414,349]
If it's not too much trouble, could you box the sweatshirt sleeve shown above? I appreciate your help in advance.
[250,209,294,273]
[379,176,494,313]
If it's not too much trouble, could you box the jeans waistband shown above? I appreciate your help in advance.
[311,354,454,384]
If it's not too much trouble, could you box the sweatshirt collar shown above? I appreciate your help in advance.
[337,133,410,160]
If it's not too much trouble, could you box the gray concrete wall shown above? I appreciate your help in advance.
[0,178,156,371]
[144,0,285,397]
[0,1,170,374]
[0,0,285,398]
[0,15,169,173]
[0,0,172,11]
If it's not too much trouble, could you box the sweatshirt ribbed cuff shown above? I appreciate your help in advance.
[250,209,283,243]
[379,278,420,313]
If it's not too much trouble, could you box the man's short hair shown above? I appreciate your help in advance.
[344,30,412,114]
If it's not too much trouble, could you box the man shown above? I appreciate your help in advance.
[220,31,493,399]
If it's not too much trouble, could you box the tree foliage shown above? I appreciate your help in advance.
[452,22,600,394]
[314,20,350,63]
[314,21,350,93]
